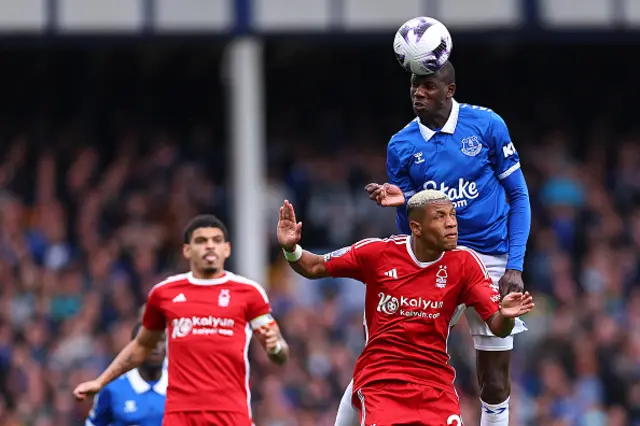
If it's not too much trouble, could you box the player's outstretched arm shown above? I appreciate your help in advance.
[277,200,330,279]
[73,326,164,401]
[485,292,534,338]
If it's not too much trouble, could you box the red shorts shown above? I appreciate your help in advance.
[352,382,462,426]
[163,411,253,426]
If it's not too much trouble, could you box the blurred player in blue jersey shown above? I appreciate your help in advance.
[86,323,166,426]
[341,61,529,426]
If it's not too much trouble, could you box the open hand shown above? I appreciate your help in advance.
[277,200,302,251]
[499,291,534,318]
[73,380,103,401]
[364,183,406,207]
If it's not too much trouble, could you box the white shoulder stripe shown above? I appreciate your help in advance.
[354,238,384,249]
[228,273,270,304]
[457,247,490,279]
[148,273,189,296]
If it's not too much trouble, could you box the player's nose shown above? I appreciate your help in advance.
[413,86,426,99]
[445,215,457,227]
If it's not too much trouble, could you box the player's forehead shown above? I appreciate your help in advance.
[411,73,439,85]
[191,227,225,240]
[426,199,454,213]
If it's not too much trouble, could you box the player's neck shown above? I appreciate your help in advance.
[137,366,162,382]
[410,236,443,263]
[419,102,452,130]
[192,269,225,279]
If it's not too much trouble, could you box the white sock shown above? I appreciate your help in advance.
[335,381,359,426]
[480,397,510,426]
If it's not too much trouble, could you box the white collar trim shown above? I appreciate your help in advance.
[417,99,459,142]
[126,368,168,395]
[187,271,230,285]
[405,236,445,268]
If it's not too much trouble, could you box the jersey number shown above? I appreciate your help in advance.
[447,414,462,425]
[502,142,516,158]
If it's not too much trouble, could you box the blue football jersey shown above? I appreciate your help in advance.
[387,100,521,256]
[86,369,167,426]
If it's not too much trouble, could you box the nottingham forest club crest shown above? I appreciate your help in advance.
[461,135,482,157]
[218,289,230,307]
[435,265,447,289]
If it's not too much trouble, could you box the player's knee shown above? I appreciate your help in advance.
[477,351,511,403]
[480,375,510,403]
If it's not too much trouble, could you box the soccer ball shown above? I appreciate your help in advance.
[393,17,453,76]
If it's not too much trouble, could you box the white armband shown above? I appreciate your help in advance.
[250,314,275,330]
[268,341,283,355]
[282,244,303,262]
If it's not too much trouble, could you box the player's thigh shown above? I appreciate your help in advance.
[417,387,462,426]
[163,411,252,426]
[354,383,422,426]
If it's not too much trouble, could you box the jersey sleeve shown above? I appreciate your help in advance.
[247,284,274,330]
[86,387,112,426]
[486,112,521,181]
[458,250,501,321]
[387,139,415,235]
[142,286,166,331]
[323,239,380,283]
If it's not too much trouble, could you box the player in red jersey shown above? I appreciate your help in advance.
[277,190,533,426]
[73,215,289,426]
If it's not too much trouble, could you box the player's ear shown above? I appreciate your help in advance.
[446,83,456,99]
[409,220,422,237]
[223,241,231,260]
[182,243,191,260]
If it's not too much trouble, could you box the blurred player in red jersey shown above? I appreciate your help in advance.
[277,190,533,426]
[73,215,289,426]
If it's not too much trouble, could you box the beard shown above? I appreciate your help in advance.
[201,265,219,275]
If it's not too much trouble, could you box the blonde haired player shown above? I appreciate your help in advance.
[278,193,533,426]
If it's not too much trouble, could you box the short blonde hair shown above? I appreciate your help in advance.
[407,189,449,211]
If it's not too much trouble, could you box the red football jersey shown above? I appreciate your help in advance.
[324,235,500,394]
[142,271,273,416]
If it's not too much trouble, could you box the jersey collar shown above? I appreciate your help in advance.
[417,99,460,142]
[405,236,445,268]
[126,368,168,396]
[187,271,230,285]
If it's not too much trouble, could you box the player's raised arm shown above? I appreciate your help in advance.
[278,200,369,282]
[73,326,164,401]
[277,200,330,279]
[459,249,534,338]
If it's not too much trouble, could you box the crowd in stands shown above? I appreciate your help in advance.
[0,44,638,426]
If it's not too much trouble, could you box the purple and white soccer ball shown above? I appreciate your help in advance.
[393,17,453,76]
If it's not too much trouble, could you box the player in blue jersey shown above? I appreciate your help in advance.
[86,323,166,426]
[334,61,530,426]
